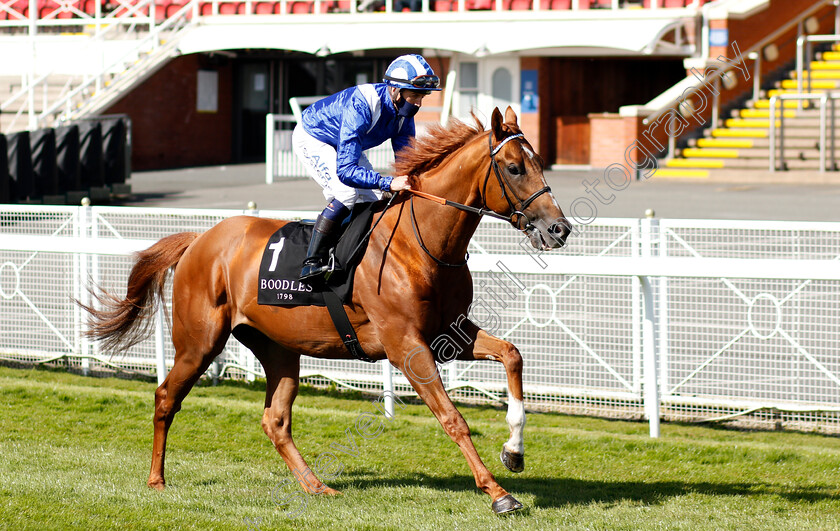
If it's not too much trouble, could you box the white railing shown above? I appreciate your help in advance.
[264,113,397,183]
[2,205,840,436]
[0,0,198,132]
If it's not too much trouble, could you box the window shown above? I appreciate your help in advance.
[458,61,478,117]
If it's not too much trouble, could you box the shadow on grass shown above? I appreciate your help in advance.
[330,473,840,509]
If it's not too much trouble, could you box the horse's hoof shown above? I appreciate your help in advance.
[500,447,525,473]
[491,494,524,515]
[318,486,342,496]
[147,480,165,491]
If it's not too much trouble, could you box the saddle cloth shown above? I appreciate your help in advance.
[257,201,377,306]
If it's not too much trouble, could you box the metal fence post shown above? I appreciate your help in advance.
[640,214,660,438]
[85,205,99,375]
[382,360,394,418]
[631,220,642,395]
[76,202,91,375]
[155,298,167,385]
[640,275,660,439]
[265,113,275,185]
[807,39,813,107]
[711,79,720,130]
[779,97,786,170]
[820,92,828,172]
[769,95,778,171]
[638,276,660,438]
[654,218,669,413]
[831,94,837,171]
[798,22,804,110]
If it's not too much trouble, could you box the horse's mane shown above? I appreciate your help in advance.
[393,113,486,185]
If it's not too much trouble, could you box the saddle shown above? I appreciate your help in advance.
[257,201,378,306]
[257,201,381,362]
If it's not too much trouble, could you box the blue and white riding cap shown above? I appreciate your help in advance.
[383,54,442,92]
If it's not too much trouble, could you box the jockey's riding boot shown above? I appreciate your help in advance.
[300,214,339,281]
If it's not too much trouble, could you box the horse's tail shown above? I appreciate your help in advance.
[81,232,199,353]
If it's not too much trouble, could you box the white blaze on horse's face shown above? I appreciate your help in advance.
[521,144,536,161]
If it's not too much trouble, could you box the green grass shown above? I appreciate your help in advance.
[1,365,840,530]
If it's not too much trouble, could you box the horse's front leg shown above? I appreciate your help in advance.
[386,331,523,515]
[455,324,526,474]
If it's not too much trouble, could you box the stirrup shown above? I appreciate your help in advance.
[299,259,328,281]
[323,252,338,281]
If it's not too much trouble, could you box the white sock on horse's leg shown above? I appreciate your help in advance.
[504,390,525,455]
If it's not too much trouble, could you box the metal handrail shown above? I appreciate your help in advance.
[34,2,197,128]
[796,33,840,110]
[640,0,833,134]
[768,92,838,172]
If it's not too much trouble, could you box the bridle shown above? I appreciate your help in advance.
[409,131,553,267]
[483,132,552,231]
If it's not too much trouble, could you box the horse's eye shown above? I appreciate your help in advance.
[508,163,520,175]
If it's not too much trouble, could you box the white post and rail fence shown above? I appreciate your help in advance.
[1,205,840,437]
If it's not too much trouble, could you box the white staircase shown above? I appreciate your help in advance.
[0,0,198,134]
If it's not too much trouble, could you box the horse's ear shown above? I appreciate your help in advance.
[491,107,504,140]
[505,106,518,125]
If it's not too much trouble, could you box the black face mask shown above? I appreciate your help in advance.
[395,96,420,118]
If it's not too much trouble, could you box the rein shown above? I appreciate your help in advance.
[406,131,552,267]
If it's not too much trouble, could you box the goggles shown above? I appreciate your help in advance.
[384,74,441,90]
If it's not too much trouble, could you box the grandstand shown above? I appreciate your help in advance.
[1,0,838,184]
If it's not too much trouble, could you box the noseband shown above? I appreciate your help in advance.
[408,131,553,267]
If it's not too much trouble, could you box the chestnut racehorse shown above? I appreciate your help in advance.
[84,107,570,514]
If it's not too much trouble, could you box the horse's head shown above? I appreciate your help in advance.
[483,107,571,250]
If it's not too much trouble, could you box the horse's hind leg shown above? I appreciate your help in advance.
[147,301,231,490]
[455,323,526,474]
[233,325,339,496]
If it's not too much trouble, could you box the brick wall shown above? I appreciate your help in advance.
[105,54,233,171]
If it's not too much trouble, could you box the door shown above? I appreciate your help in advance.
[479,58,520,120]
[453,57,520,123]
[236,62,271,162]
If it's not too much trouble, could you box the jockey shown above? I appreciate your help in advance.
[292,54,442,280]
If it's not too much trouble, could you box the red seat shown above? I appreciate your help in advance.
[434,0,453,9]
[12,0,29,16]
[165,2,188,17]
[218,1,239,13]
[38,0,58,18]
[254,1,274,13]
[509,0,530,9]
[287,0,310,12]
[467,0,491,9]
